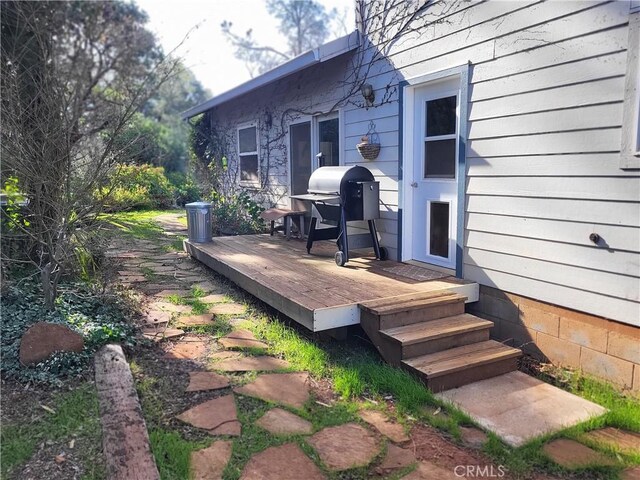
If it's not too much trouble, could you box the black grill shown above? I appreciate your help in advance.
[290,166,387,266]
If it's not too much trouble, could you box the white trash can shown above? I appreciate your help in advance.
[185,202,212,243]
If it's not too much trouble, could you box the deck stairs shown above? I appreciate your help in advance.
[359,291,522,392]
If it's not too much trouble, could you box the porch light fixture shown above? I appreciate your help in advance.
[361,83,375,105]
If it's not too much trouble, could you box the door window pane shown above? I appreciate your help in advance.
[429,202,449,258]
[426,96,456,136]
[318,118,339,166]
[290,122,311,196]
[424,139,456,178]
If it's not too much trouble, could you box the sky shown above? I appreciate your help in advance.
[135,0,356,97]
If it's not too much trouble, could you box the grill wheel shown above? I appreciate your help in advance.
[334,251,346,267]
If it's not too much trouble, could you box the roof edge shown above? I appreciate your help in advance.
[181,30,360,120]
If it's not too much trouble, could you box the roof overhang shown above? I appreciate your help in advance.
[181,30,360,120]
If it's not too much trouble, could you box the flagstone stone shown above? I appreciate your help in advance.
[359,409,409,443]
[402,461,457,479]
[154,289,191,298]
[212,355,289,372]
[176,394,240,436]
[142,310,171,325]
[142,327,184,342]
[118,270,141,276]
[164,336,207,360]
[148,265,176,273]
[256,408,313,435]
[219,329,267,350]
[308,423,381,471]
[376,444,416,474]
[119,275,146,283]
[210,303,247,316]
[582,427,640,454]
[149,301,191,314]
[200,294,227,304]
[234,372,310,409]
[186,372,231,392]
[191,440,232,480]
[542,438,618,469]
[176,314,215,327]
[460,426,489,449]
[621,466,640,480]
[239,443,325,480]
[210,351,244,362]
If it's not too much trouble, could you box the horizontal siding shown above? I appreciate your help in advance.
[465,213,640,252]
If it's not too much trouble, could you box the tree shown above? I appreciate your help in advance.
[1,1,179,308]
[221,0,338,77]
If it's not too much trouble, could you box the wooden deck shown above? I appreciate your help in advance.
[185,235,478,332]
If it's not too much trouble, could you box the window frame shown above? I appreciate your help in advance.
[621,11,640,169]
[237,122,260,186]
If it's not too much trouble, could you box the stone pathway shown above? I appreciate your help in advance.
[108,212,623,480]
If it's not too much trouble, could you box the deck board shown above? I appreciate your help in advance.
[185,235,478,331]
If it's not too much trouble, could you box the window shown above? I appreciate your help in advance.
[424,95,457,178]
[621,12,640,169]
[317,117,340,167]
[238,125,259,184]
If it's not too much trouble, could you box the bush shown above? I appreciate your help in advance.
[1,280,137,384]
[99,164,175,211]
[167,172,201,206]
[208,190,265,235]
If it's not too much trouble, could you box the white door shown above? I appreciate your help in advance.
[411,79,460,269]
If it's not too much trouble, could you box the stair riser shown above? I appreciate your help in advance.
[360,311,401,366]
[406,356,519,393]
[379,302,465,329]
[401,329,490,360]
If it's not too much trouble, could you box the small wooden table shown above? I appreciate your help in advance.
[260,208,306,240]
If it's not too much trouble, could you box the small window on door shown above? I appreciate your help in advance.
[424,96,457,178]
[429,201,450,258]
[318,117,339,167]
[238,125,259,184]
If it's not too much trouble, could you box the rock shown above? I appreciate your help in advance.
[213,356,289,372]
[210,303,246,316]
[234,373,310,409]
[200,294,227,304]
[621,466,640,480]
[154,289,191,298]
[149,302,191,314]
[219,329,267,350]
[191,440,232,480]
[142,310,171,325]
[256,408,313,435]
[460,426,488,449]
[376,444,416,473]
[19,322,84,365]
[176,394,240,436]
[308,423,381,471]
[542,438,618,469]
[359,409,409,443]
[239,443,325,480]
[186,372,230,392]
[191,282,218,293]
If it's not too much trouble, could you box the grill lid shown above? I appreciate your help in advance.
[307,165,375,194]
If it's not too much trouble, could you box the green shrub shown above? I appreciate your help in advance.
[1,280,137,384]
[99,164,175,211]
[167,172,201,206]
[208,190,265,235]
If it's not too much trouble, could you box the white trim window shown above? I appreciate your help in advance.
[621,11,640,169]
[238,124,259,184]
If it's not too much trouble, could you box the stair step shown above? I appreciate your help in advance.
[402,340,521,392]
[359,291,464,315]
[380,314,493,346]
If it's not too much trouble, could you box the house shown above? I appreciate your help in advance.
[183,0,640,390]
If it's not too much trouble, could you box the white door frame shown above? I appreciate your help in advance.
[400,63,470,277]
[287,116,312,209]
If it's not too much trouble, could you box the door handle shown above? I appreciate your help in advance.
[410,182,418,188]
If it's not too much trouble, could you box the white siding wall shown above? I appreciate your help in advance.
[344,0,640,325]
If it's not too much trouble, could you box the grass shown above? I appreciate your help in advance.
[1,383,104,479]
[102,210,170,240]
[148,430,209,480]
